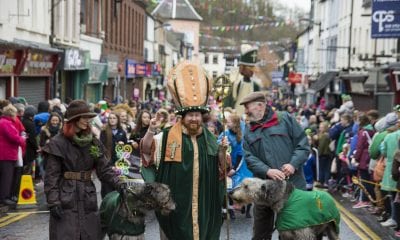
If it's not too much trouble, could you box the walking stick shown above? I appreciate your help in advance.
[213,74,232,240]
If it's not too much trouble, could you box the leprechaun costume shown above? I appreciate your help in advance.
[141,61,225,240]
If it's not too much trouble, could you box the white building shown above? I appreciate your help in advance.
[0,0,60,105]
[199,51,226,80]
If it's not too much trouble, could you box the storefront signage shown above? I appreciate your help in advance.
[153,64,161,76]
[288,72,302,84]
[371,0,400,38]
[125,59,136,78]
[64,49,90,70]
[271,71,284,83]
[135,64,146,77]
[0,50,18,75]
[89,62,107,84]
[21,52,57,76]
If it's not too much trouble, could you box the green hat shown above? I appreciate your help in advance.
[239,49,258,66]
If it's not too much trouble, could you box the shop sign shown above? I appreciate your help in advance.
[0,50,19,75]
[22,52,56,76]
[271,71,284,83]
[89,62,107,84]
[146,64,152,77]
[371,0,400,38]
[125,59,136,78]
[135,64,146,77]
[64,49,90,70]
[153,64,161,76]
[288,72,302,84]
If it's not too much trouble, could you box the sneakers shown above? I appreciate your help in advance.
[381,218,397,227]
[342,192,352,198]
[352,201,372,209]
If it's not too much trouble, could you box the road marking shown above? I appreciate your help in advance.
[334,199,381,240]
[0,213,31,228]
[340,213,370,239]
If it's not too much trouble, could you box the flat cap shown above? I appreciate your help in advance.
[239,91,266,105]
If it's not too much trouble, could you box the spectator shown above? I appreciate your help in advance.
[0,104,26,206]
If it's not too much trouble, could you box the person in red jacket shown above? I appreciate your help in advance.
[0,104,26,206]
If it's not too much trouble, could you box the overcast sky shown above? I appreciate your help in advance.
[280,0,311,12]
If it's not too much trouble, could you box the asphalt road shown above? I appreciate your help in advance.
[0,178,397,240]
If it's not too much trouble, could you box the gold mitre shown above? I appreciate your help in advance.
[167,60,212,115]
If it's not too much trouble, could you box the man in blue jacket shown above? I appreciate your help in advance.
[241,91,309,240]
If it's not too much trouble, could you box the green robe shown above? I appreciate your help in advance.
[276,189,340,233]
[155,127,224,240]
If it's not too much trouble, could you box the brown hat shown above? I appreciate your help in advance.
[65,100,97,122]
[239,91,266,105]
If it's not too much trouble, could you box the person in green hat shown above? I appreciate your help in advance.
[225,45,261,116]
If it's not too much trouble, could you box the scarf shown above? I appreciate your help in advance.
[72,133,93,147]
[250,112,279,132]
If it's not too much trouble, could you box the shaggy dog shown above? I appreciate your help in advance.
[101,181,176,240]
[230,178,340,240]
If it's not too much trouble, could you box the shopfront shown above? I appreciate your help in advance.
[18,50,59,106]
[60,49,90,101]
[86,62,107,103]
[0,48,23,100]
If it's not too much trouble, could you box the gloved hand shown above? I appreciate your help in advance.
[49,205,64,220]
[117,182,128,196]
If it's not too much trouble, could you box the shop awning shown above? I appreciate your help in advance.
[340,74,369,82]
[309,71,338,92]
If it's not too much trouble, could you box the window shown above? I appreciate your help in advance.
[80,0,86,24]
[204,55,209,64]
[93,0,99,32]
[213,55,218,64]
[212,71,218,79]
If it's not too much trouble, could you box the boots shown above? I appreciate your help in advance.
[245,204,252,218]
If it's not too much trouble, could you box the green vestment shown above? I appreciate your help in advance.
[155,128,224,240]
[276,189,340,233]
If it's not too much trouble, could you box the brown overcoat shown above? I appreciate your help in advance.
[43,134,121,240]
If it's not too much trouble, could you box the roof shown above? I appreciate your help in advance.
[309,71,338,92]
[152,0,203,21]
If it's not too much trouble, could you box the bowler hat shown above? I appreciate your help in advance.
[239,91,266,105]
[65,100,97,122]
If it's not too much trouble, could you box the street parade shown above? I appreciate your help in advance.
[1,0,400,239]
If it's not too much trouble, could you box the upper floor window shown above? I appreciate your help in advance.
[213,55,218,64]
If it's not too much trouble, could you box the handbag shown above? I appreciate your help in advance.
[16,146,23,167]
[330,157,337,174]
[373,156,386,182]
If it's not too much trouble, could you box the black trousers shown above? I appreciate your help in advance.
[0,160,16,201]
[253,203,275,240]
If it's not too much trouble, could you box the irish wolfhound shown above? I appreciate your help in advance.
[101,181,176,240]
[230,178,340,240]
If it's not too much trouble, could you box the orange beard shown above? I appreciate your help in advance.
[183,121,201,136]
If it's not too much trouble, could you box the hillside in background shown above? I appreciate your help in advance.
[146,0,308,57]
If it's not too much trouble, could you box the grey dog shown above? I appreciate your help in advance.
[230,178,340,240]
[101,181,176,240]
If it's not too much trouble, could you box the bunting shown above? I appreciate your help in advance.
[201,21,293,32]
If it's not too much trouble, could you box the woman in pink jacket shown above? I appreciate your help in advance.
[0,104,26,206]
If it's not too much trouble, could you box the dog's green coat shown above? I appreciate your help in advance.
[100,191,145,236]
[276,189,340,233]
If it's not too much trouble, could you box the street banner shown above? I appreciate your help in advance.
[371,0,400,38]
